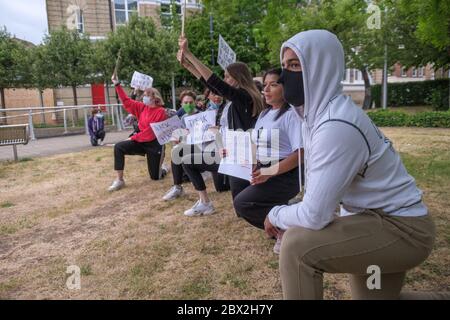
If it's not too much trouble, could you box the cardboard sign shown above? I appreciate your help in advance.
[217,35,236,71]
[183,110,217,144]
[218,130,253,181]
[150,116,183,145]
[131,71,153,90]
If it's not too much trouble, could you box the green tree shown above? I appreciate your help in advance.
[275,0,384,108]
[184,0,271,79]
[408,0,450,52]
[0,27,30,124]
[105,15,178,94]
[89,40,116,105]
[28,44,58,124]
[42,27,93,120]
[395,0,450,69]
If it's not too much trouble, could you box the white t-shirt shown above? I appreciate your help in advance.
[251,107,302,162]
[219,102,231,136]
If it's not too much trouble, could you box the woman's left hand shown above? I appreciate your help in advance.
[251,169,271,185]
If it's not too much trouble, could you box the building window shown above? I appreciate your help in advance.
[76,9,84,33]
[114,0,138,26]
[412,68,417,77]
[401,67,407,77]
[418,67,424,77]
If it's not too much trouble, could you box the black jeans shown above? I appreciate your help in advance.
[233,167,300,229]
[90,130,105,146]
[114,139,163,180]
[170,144,202,185]
[182,151,230,192]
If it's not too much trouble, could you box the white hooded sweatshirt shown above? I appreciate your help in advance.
[268,30,427,231]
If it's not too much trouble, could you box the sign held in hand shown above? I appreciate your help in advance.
[150,116,183,145]
[183,110,217,144]
[131,71,154,91]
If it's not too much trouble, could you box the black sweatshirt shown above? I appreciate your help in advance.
[203,74,257,131]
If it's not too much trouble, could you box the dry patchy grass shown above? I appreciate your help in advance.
[0,127,449,299]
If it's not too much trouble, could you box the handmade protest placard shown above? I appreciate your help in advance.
[183,110,217,144]
[131,71,153,90]
[218,130,253,181]
[150,116,183,145]
[217,35,236,71]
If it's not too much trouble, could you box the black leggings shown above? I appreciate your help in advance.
[114,139,163,180]
[233,167,300,229]
[171,144,198,185]
[182,151,230,192]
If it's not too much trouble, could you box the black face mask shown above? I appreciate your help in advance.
[278,69,305,107]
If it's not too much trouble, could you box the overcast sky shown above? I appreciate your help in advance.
[0,0,48,45]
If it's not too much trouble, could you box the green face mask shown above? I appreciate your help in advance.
[182,103,195,114]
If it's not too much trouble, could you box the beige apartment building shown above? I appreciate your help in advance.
[46,0,202,38]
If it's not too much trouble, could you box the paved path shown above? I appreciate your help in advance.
[0,130,132,161]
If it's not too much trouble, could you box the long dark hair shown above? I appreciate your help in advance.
[260,68,290,121]
[226,62,265,117]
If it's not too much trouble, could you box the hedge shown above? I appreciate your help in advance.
[368,110,450,128]
[371,79,450,110]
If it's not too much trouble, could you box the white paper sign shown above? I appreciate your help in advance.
[218,130,253,181]
[217,35,236,71]
[184,110,217,144]
[150,116,183,145]
[131,71,153,90]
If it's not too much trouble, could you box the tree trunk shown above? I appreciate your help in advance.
[39,89,46,125]
[361,67,372,110]
[0,87,6,125]
[72,85,79,123]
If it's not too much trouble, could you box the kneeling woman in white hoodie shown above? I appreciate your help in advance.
[233,68,303,252]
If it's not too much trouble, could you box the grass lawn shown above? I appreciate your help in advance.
[0,127,449,299]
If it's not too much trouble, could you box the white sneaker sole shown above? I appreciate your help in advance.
[108,184,124,192]
[184,208,215,217]
[108,186,123,192]
[163,192,185,201]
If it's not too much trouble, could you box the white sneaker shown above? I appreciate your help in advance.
[161,163,170,173]
[273,230,285,255]
[108,179,125,192]
[99,141,105,146]
[160,163,170,179]
[162,185,184,201]
[184,200,215,217]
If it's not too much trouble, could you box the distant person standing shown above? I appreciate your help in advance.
[88,108,105,146]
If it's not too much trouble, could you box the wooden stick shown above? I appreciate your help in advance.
[181,0,187,37]
[113,48,122,77]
